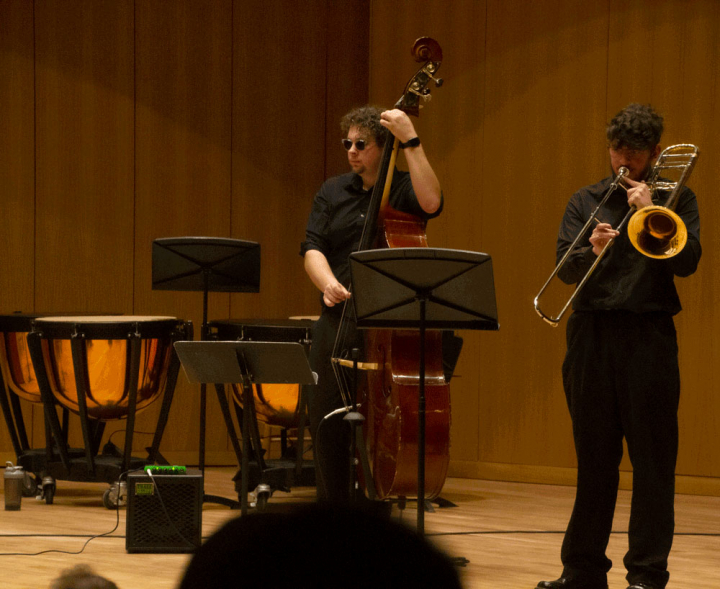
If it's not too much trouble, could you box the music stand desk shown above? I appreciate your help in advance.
[152,236,260,508]
[152,237,260,296]
[350,247,498,331]
[349,247,498,536]
[174,340,316,514]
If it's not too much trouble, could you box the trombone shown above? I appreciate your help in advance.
[534,144,699,326]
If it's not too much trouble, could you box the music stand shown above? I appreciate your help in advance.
[152,237,260,507]
[349,247,499,536]
[173,340,317,515]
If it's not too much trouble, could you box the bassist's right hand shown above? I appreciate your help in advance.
[323,280,351,307]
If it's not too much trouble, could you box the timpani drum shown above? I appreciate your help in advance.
[0,314,52,463]
[209,318,314,430]
[1,313,121,460]
[30,316,187,421]
[0,314,50,404]
[0,313,124,404]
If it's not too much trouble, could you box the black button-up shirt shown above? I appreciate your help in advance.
[301,170,443,298]
[556,175,701,314]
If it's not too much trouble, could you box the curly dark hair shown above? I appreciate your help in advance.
[340,105,389,148]
[606,103,664,150]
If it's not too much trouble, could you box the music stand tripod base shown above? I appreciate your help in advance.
[174,340,316,515]
[349,247,498,543]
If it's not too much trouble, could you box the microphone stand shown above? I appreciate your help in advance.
[344,348,364,504]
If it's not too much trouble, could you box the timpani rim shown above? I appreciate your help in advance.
[34,315,178,323]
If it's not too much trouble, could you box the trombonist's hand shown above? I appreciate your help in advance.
[590,223,620,256]
[323,279,351,307]
[624,177,653,210]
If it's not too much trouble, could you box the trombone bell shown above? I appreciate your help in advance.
[627,205,687,259]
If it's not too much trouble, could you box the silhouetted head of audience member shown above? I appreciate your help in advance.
[178,502,463,589]
[50,564,119,589]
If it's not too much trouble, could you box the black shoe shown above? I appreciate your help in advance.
[627,584,657,589]
[536,578,608,589]
[351,493,393,518]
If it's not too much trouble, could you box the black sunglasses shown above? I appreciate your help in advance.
[342,138,374,151]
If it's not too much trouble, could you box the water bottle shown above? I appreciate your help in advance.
[4,461,24,511]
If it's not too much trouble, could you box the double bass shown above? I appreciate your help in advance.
[332,38,450,504]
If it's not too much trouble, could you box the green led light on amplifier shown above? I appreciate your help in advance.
[144,465,187,475]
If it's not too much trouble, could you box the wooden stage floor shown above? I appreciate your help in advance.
[1,467,718,589]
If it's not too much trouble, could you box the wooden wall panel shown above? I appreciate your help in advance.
[324,1,371,180]
[134,0,233,462]
[478,1,611,469]
[369,1,611,471]
[369,0,488,463]
[1,0,718,491]
[230,0,327,322]
[607,0,720,478]
[32,0,135,448]
[0,1,35,313]
[368,0,719,490]
[0,0,372,467]
[34,1,135,314]
[0,1,35,457]
[229,0,371,324]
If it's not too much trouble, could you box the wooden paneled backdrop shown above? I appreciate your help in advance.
[1,0,718,495]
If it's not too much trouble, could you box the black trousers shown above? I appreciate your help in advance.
[560,311,680,589]
[307,308,361,503]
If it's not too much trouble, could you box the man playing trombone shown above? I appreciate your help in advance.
[537,104,701,589]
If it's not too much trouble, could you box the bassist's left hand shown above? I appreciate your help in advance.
[380,109,417,143]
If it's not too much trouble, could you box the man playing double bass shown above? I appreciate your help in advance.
[300,105,443,503]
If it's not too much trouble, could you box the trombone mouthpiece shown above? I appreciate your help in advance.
[618,166,629,177]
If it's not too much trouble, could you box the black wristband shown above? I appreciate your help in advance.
[399,137,421,149]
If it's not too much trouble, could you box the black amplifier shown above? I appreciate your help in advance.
[125,469,203,553]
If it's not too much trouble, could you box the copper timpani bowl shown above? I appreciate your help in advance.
[32,316,183,421]
[0,314,78,404]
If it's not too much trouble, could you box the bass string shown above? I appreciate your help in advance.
[331,295,354,408]
[330,132,398,408]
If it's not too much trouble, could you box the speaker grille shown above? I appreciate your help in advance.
[126,470,203,553]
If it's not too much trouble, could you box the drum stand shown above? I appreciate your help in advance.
[174,340,316,515]
[26,318,190,506]
[208,318,316,502]
[152,237,261,508]
[349,247,499,548]
[0,313,108,501]
[0,362,75,502]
